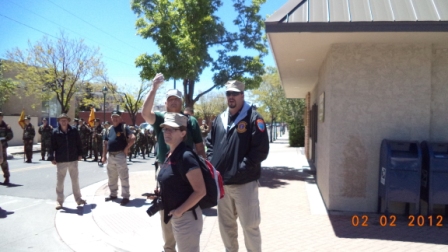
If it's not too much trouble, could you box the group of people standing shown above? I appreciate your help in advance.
[0,73,270,252]
[141,73,270,252]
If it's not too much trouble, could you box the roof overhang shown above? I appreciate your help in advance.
[265,0,448,98]
[266,29,448,98]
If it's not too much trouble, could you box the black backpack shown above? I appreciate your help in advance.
[175,148,224,209]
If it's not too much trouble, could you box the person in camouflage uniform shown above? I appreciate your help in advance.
[38,118,53,161]
[134,127,148,159]
[128,126,136,161]
[92,118,104,162]
[23,116,36,163]
[0,112,13,184]
[78,118,91,161]
[145,128,155,158]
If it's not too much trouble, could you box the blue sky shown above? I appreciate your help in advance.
[0,0,285,96]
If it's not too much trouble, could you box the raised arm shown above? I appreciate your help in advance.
[142,73,165,125]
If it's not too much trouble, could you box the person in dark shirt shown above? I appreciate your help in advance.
[148,112,205,252]
[102,110,135,206]
[207,80,269,252]
[48,113,86,210]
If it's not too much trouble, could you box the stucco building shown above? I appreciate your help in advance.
[266,0,448,213]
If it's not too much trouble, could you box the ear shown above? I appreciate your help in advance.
[180,130,187,138]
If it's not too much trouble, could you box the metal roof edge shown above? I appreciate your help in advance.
[266,0,306,23]
[265,21,448,33]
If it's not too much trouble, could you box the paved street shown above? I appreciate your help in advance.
[1,134,448,251]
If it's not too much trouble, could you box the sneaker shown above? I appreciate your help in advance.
[3,178,10,185]
[120,198,130,206]
[56,203,63,210]
[77,199,87,206]
[105,196,118,202]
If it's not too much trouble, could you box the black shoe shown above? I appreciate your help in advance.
[84,157,87,161]
[25,160,32,163]
[120,198,130,206]
[105,196,118,202]
[92,158,98,162]
[3,178,10,185]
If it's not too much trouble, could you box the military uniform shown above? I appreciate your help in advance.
[128,126,136,161]
[38,119,53,160]
[23,116,36,163]
[200,123,210,147]
[92,119,104,161]
[135,129,148,159]
[78,120,91,161]
[145,129,155,157]
[0,112,14,184]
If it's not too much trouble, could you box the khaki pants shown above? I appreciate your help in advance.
[56,161,82,204]
[218,181,261,252]
[160,210,177,252]
[107,152,130,198]
[171,206,203,252]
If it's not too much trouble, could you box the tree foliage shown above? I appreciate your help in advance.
[0,60,17,110]
[253,67,305,147]
[131,0,268,108]
[5,32,105,113]
[195,91,227,124]
[252,66,286,142]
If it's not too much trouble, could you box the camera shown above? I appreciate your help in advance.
[146,197,163,217]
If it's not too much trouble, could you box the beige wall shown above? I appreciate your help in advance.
[312,43,442,212]
[430,44,448,142]
[2,116,38,147]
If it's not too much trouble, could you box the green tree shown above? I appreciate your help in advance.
[5,32,105,113]
[282,98,305,147]
[195,91,227,123]
[131,0,267,108]
[0,60,17,110]
[253,67,286,142]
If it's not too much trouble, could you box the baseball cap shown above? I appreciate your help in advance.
[25,115,31,120]
[160,113,187,128]
[166,89,182,100]
[225,80,245,92]
[111,110,122,116]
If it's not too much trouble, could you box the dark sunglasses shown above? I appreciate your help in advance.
[226,91,242,97]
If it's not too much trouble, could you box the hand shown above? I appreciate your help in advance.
[168,208,183,218]
[124,147,130,156]
[152,73,164,89]
[78,156,82,161]
[51,160,57,165]
[101,156,107,164]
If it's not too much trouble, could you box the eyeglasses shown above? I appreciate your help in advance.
[162,128,180,134]
[226,91,242,97]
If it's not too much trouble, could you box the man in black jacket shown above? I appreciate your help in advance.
[48,113,86,210]
[207,80,269,252]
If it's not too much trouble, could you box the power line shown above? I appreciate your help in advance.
[0,13,136,68]
[45,0,142,53]
[0,13,58,40]
[5,0,134,60]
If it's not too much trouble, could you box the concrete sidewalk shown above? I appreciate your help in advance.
[55,133,448,251]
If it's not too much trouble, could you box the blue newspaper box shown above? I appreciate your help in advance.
[378,139,422,214]
[421,141,448,215]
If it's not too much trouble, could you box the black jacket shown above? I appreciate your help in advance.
[206,102,269,185]
[48,125,82,163]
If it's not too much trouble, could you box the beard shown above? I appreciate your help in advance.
[228,101,236,109]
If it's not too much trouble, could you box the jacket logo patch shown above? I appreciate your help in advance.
[237,121,247,133]
[256,119,266,132]
[116,132,121,137]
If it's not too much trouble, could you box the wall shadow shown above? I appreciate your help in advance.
[329,213,448,245]
[259,166,316,189]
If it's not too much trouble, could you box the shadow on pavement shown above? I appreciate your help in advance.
[259,166,316,189]
[0,207,14,218]
[1,182,23,188]
[60,203,97,216]
[329,213,448,245]
[118,198,149,208]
